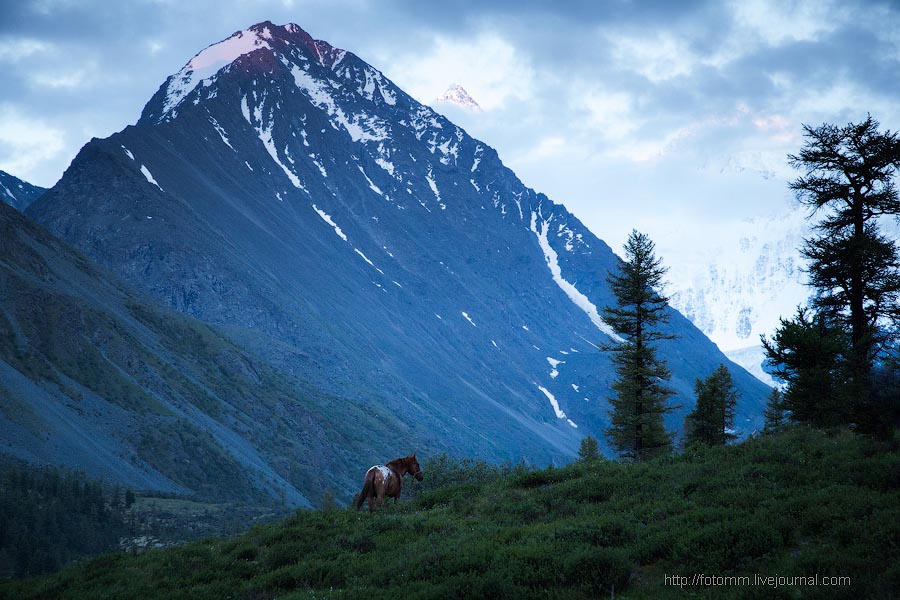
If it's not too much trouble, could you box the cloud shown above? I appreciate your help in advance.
[606,31,698,82]
[0,38,52,62]
[29,66,94,90]
[579,88,637,141]
[383,32,534,110]
[730,0,845,47]
[514,136,570,163]
[0,104,66,181]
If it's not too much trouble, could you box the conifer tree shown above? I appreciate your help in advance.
[763,388,787,433]
[602,230,675,462]
[577,436,601,463]
[787,115,900,428]
[762,307,847,426]
[684,364,740,446]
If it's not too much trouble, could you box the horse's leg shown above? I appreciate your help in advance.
[376,485,386,509]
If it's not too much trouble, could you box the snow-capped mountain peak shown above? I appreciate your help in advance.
[159,25,273,118]
[148,21,349,123]
[435,84,482,112]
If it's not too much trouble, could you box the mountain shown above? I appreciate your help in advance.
[435,84,482,112]
[667,208,900,385]
[0,170,47,212]
[26,21,771,483]
[667,210,809,385]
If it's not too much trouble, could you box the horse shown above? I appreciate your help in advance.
[354,454,423,512]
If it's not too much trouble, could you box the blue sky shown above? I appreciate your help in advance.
[2,0,900,261]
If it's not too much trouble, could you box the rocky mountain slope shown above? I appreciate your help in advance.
[0,200,417,507]
[0,170,46,212]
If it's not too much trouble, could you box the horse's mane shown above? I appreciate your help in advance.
[386,456,411,470]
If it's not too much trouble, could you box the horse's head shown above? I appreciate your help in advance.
[408,454,423,481]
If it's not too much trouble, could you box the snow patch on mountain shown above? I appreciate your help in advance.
[547,357,563,379]
[374,156,395,177]
[426,166,445,209]
[140,165,163,192]
[312,204,347,241]
[537,386,578,428]
[289,65,390,143]
[310,154,328,178]
[354,248,384,274]
[0,181,13,203]
[530,212,622,342]
[162,28,272,118]
[255,110,303,189]
[357,166,384,197]
[209,116,235,151]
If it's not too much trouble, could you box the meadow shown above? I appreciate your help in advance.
[3,427,898,599]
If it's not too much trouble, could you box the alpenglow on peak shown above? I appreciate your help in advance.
[435,84,483,112]
[144,21,346,123]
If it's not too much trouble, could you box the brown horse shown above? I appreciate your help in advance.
[354,454,423,512]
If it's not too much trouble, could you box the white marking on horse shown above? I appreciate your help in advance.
[368,465,392,482]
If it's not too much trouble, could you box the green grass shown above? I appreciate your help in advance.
[3,427,898,599]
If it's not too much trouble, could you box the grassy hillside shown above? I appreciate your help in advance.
[3,427,898,599]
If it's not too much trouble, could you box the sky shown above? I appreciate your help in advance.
[3,0,900,269]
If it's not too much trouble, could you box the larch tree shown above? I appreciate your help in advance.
[602,230,675,462]
[788,115,900,429]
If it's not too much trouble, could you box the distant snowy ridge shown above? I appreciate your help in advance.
[667,207,900,385]
[666,209,807,383]
[435,84,482,112]
[668,209,808,354]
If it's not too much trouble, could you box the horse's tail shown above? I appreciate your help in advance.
[355,471,374,511]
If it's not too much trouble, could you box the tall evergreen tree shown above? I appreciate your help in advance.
[602,230,675,462]
[788,115,900,426]
[684,364,740,446]
[762,307,848,427]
